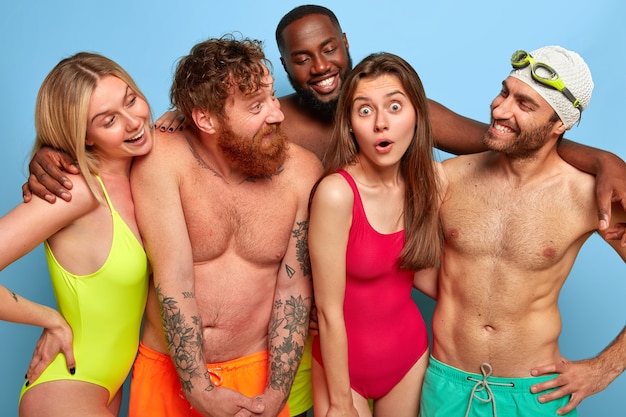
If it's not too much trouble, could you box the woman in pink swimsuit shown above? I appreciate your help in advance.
[308,52,442,417]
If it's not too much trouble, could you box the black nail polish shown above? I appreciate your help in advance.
[70,367,76,375]
[25,381,29,387]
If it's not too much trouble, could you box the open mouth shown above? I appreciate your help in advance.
[311,74,338,94]
[125,128,145,143]
[375,140,393,153]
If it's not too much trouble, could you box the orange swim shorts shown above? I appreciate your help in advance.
[128,342,289,417]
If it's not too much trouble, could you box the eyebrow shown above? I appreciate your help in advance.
[91,85,130,124]
[353,89,406,103]
[244,77,275,99]
[502,80,540,108]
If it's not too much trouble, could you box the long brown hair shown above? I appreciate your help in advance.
[320,52,441,269]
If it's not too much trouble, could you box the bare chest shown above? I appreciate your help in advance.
[441,175,593,268]
[179,172,297,265]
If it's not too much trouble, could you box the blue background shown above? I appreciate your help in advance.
[1,1,624,415]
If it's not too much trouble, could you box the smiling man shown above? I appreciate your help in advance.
[424,45,626,417]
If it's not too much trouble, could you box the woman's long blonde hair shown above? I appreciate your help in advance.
[33,52,150,201]
[320,52,442,270]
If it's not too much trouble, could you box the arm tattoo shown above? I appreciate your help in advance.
[285,264,295,279]
[292,220,311,277]
[9,290,18,302]
[268,295,312,394]
[155,284,212,394]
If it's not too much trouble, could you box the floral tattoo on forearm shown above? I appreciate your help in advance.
[156,284,213,394]
[268,294,312,394]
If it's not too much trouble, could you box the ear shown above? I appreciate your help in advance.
[554,119,567,136]
[85,137,94,147]
[192,108,218,134]
[343,33,349,51]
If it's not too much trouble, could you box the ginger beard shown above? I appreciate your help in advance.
[218,121,288,178]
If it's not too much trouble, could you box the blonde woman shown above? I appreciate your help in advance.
[1,52,152,417]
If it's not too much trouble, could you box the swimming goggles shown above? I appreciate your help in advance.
[511,50,582,113]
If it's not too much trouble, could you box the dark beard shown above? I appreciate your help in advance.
[218,123,288,179]
[288,80,338,122]
[483,121,554,160]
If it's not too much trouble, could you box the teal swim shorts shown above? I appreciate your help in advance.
[420,356,577,417]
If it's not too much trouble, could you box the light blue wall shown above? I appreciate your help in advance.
[1,1,624,415]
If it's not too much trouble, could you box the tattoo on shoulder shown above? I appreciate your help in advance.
[268,295,312,394]
[155,284,207,394]
[292,220,311,277]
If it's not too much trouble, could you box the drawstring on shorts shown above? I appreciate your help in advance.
[464,363,514,417]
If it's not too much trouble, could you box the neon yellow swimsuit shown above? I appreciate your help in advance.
[20,176,149,404]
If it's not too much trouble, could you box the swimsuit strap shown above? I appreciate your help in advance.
[93,174,117,214]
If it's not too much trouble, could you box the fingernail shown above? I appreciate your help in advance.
[45,195,54,203]
[25,381,29,387]
[179,125,184,131]
[70,367,75,375]
[160,126,166,131]
[168,127,174,132]
[24,374,27,379]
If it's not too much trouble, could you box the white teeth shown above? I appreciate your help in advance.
[316,76,334,87]
[494,123,512,133]
[128,128,144,141]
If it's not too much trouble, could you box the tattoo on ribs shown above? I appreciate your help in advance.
[268,295,312,393]
[292,220,311,277]
[155,284,210,394]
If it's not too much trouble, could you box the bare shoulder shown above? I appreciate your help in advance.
[441,153,484,180]
[62,172,100,211]
[284,142,323,184]
[434,160,448,200]
[312,172,353,209]
[132,130,188,177]
[561,160,597,206]
[28,172,99,221]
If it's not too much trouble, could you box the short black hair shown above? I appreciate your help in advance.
[275,5,342,53]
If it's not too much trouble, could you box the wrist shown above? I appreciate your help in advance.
[329,388,354,409]
[46,308,68,330]
[261,387,287,413]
